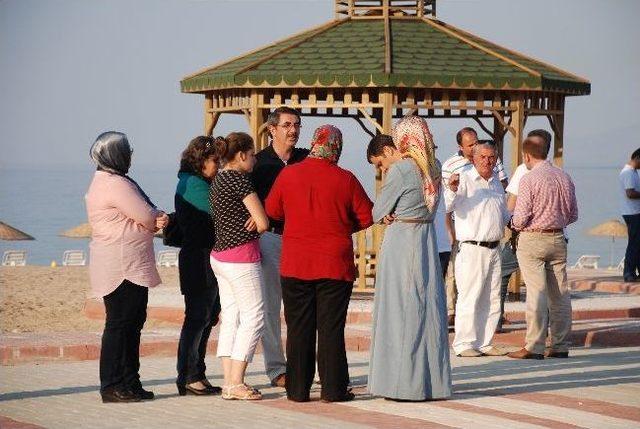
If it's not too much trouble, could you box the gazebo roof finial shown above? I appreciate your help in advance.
[335,0,436,20]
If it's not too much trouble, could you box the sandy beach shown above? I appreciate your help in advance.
[0,266,179,333]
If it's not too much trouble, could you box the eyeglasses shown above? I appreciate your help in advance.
[276,122,301,130]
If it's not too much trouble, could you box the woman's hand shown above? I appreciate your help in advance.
[382,214,396,225]
[244,217,257,232]
[155,212,169,230]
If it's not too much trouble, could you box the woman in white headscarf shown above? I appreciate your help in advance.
[366,116,452,401]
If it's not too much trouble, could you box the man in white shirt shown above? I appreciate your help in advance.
[619,148,640,282]
[442,127,508,326]
[445,143,510,357]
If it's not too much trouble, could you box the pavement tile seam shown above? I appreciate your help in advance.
[1,350,639,429]
[432,400,582,428]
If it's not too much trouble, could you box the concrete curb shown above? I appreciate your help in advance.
[83,299,640,325]
[570,279,640,295]
[2,320,638,366]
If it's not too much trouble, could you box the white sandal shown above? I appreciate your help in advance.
[222,384,262,400]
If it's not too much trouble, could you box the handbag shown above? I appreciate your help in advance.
[162,212,183,248]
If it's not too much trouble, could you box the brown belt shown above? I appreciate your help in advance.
[526,228,563,233]
[395,218,433,224]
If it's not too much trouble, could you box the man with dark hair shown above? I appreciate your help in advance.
[251,106,309,387]
[508,137,578,360]
[441,127,508,326]
[366,134,400,172]
[367,134,452,280]
[499,129,554,331]
[619,148,640,282]
[506,129,552,211]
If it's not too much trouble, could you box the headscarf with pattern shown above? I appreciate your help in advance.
[308,125,343,164]
[392,115,442,213]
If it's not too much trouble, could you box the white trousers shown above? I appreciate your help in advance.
[452,243,501,355]
[258,232,287,381]
[210,257,264,363]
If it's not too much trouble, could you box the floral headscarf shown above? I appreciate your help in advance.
[308,125,343,164]
[392,116,442,213]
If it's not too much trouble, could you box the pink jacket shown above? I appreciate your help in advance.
[85,171,162,298]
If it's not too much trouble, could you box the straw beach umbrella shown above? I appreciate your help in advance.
[60,222,92,238]
[60,222,164,239]
[588,219,627,268]
[0,221,35,240]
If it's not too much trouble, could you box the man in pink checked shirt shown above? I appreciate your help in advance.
[507,137,578,361]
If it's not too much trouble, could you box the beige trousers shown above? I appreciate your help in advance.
[516,232,572,354]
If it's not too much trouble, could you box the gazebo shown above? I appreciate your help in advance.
[181,0,590,291]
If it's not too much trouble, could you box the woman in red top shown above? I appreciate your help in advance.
[266,124,373,402]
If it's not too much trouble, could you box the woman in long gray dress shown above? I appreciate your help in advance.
[366,116,452,401]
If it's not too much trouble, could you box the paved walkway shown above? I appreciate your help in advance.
[1,347,639,429]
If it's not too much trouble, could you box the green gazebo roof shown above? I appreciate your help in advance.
[181,17,590,95]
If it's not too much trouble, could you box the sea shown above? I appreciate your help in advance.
[0,165,631,268]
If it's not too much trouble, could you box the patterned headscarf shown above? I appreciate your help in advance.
[392,116,442,213]
[308,125,343,164]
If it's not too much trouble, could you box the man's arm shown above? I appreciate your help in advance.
[626,188,640,199]
[511,178,533,231]
[444,173,464,214]
[507,193,517,213]
[445,212,456,244]
[621,170,640,199]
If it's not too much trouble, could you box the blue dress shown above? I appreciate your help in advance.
[368,159,452,400]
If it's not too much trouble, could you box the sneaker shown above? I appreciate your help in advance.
[456,349,482,357]
[481,346,508,356]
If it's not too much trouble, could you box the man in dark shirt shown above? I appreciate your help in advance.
[251,106,309,387]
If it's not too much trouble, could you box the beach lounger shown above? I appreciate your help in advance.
[572,255,600,269]
[156,250,178,267]
[2,250,27,266]
[62,250,86,266]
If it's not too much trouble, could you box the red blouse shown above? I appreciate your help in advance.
[265,157,374,282]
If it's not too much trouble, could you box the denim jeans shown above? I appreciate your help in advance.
[176,287,219,385]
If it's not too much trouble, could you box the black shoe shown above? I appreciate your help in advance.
[200,379,222,395]
[132,386,155,400]
[321,391,355,403]
[623,275,640,283]
[544,349,569,358]
[177,382,219,396]
[101,388,141,403]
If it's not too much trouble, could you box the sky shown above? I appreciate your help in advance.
[1,0,639,180]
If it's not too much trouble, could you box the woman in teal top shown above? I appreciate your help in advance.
[175,136,224,396]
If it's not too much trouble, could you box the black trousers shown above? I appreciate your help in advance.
[176,287,220,385]
[100,279,148,392]
[438,251,451,281]
[281,277,352,402]
[623,214,640,278]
